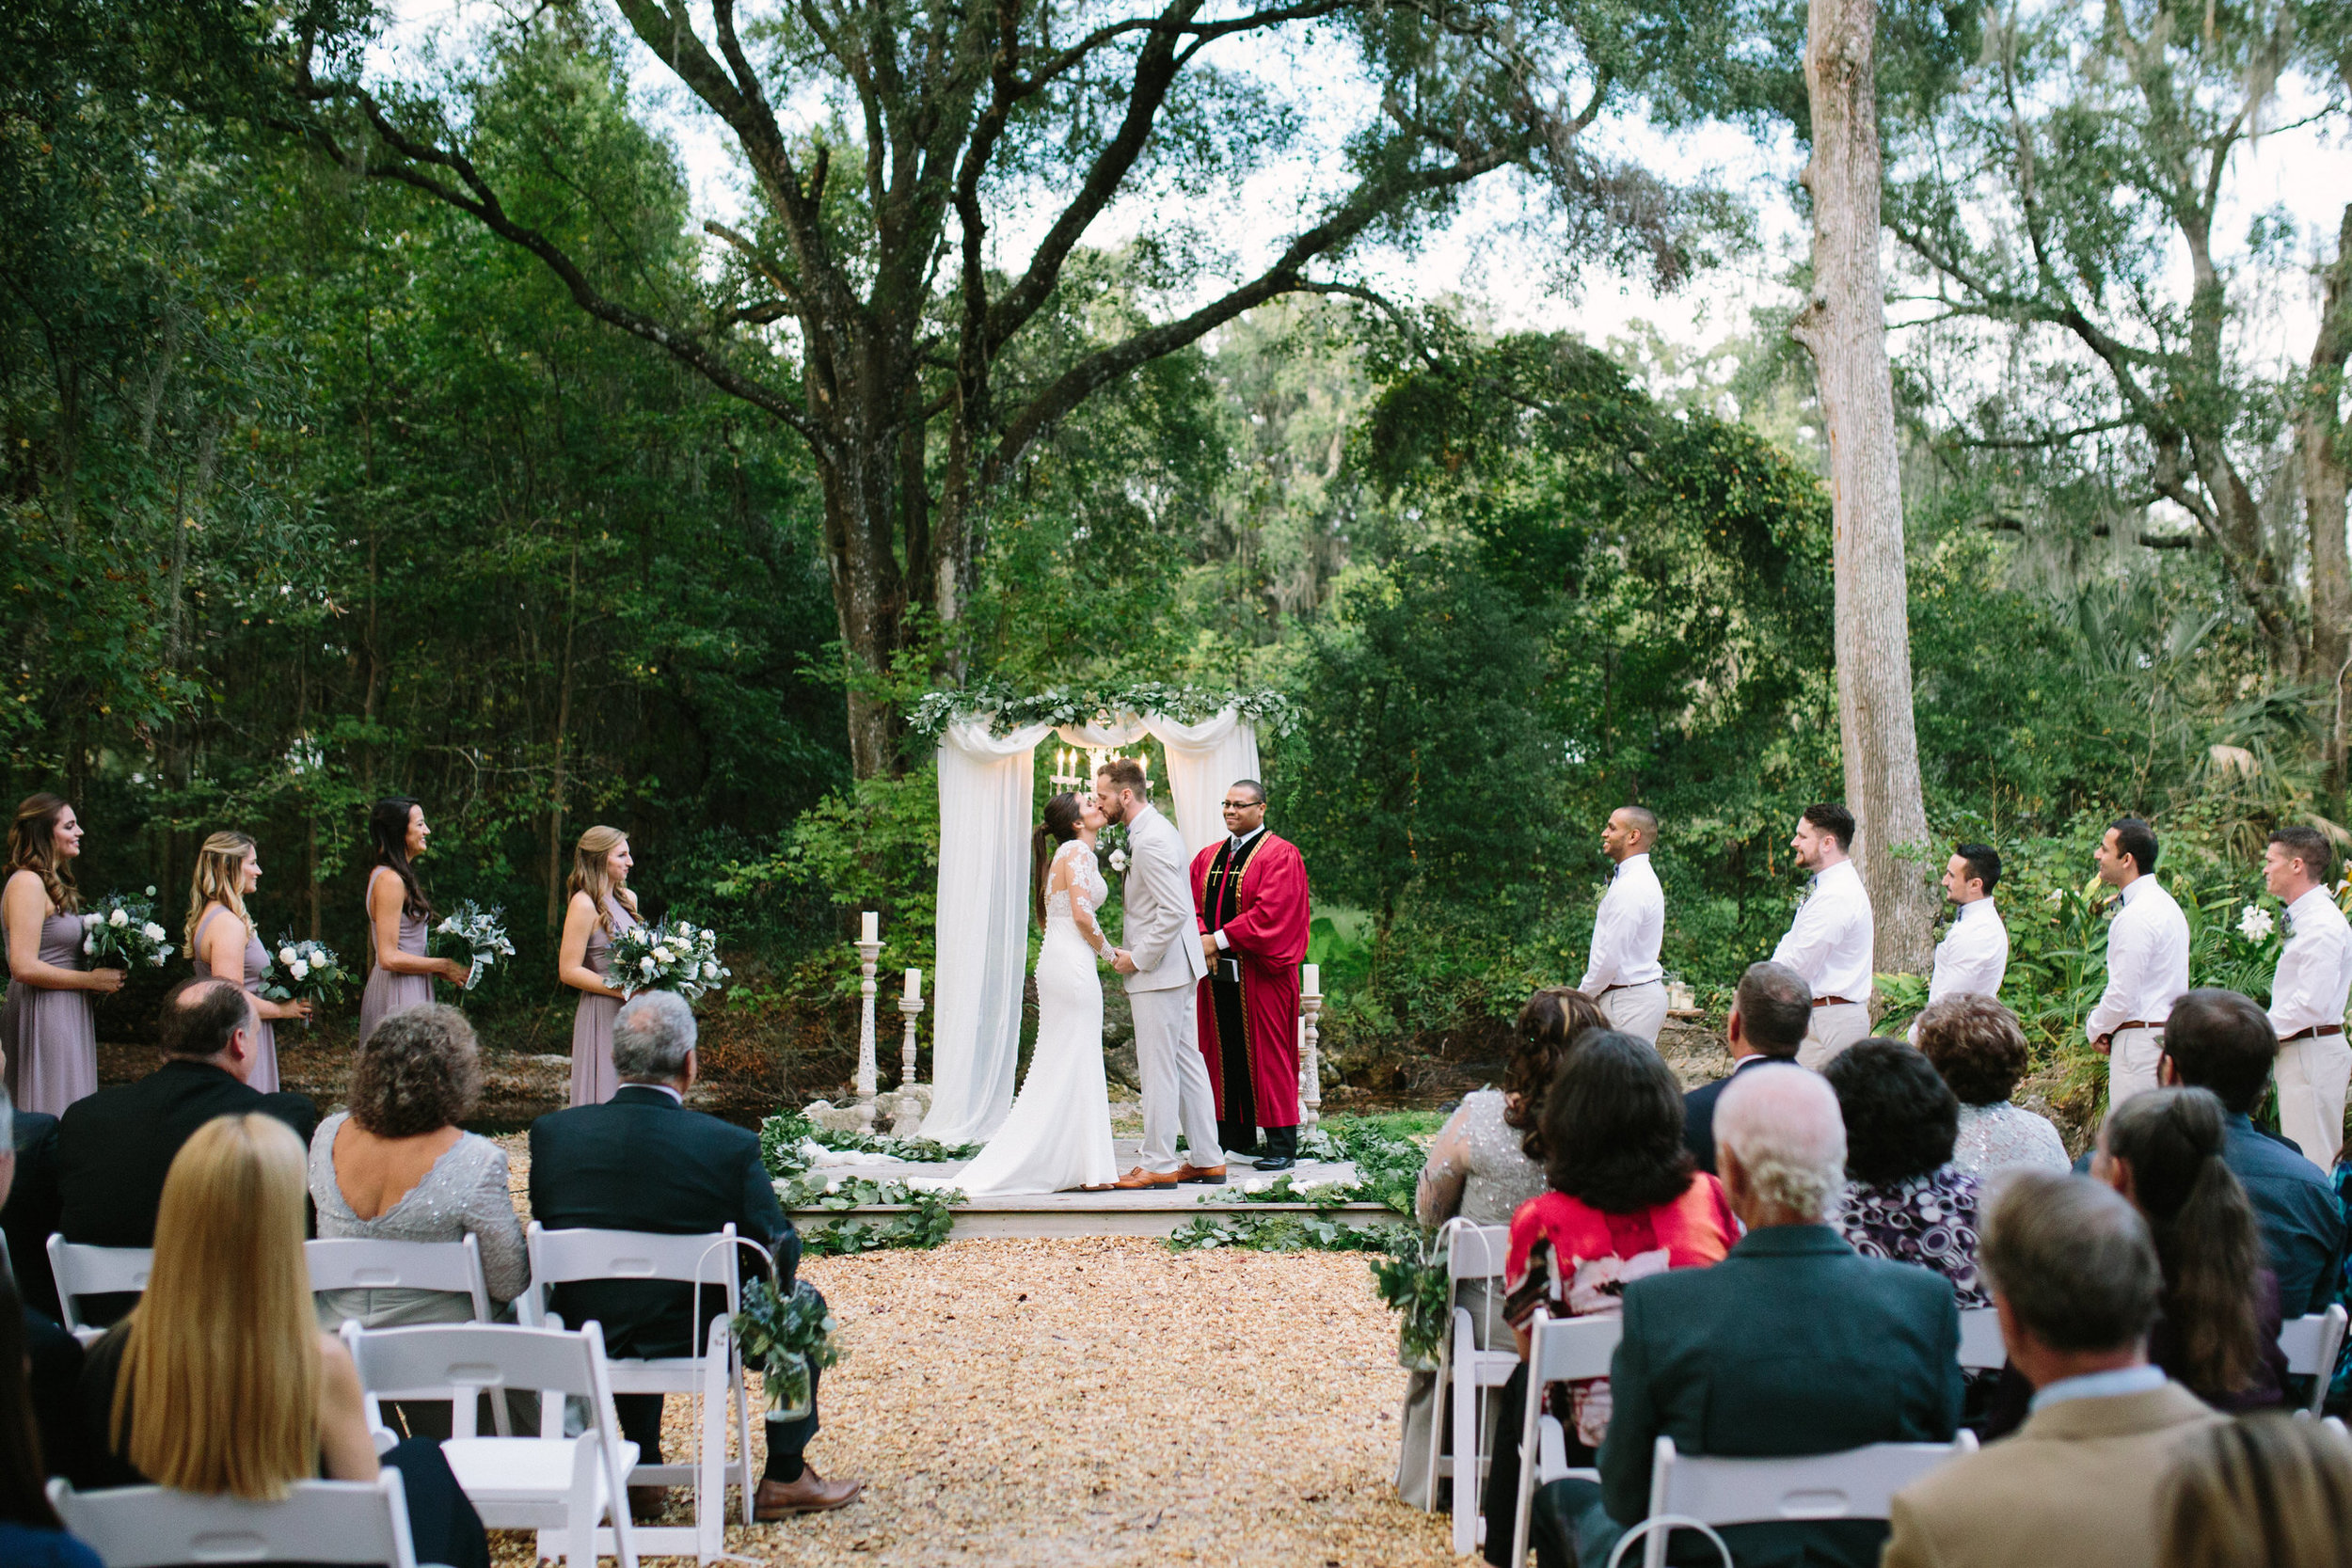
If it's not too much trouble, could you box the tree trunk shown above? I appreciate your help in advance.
[545,531,580,935]
[1789,0,1938,974]
[2304,201,2352,812]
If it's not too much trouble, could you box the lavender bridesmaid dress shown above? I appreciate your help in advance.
[2,906,99,1115]
[568,895,639,1106]
[192,905,278,1093]
[357,866,434,1045]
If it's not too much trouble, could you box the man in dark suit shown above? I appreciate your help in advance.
[52,976,317,1325]
[2154,988,2347,1313]
[1536,1064,1963,1568]
[0,1088,79,1474]
[530,990,860,1520]
[1681,960,1809,1174]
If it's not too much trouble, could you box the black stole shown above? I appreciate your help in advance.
[1206,832,1267,1148]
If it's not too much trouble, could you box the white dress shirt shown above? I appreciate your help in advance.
[2268,885,2352,1040]
[1771,858,1875,1004]
[2084,874,2191,1044]
[1926,897,2010,1006]
[1579,852,1664,992]
[1209,825,1267,952]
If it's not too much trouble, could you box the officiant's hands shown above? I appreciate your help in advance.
[1112,948,1138,975]
[1200,932,1220,965]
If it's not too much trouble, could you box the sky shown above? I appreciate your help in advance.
[374,0,2349,376]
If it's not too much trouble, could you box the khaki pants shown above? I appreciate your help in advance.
[1795,1002,1871,1071]
[2103,1025,2167,1117]
[1598,980,1669,1044]
[2276,1033,2352,1172]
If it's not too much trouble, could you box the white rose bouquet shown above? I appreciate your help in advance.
[81,892,173,970]
[610,917,730,1002]
[433,901,514,991]
[261,936,351,1014]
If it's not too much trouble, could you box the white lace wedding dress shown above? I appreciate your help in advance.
[950,838,1119,1196]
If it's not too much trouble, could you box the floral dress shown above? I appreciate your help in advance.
[1834,1164,1990,1307]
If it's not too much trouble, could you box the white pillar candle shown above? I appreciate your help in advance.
[905,967,921,1001]
[860,910,879,942]
[1302,962,1320,995]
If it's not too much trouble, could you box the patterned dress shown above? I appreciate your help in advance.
[1833,1164,1989,1307]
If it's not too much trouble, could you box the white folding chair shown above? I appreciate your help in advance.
[523,1222,759,1555]
[342,1320,638,1568]
[45,1234,153,1345]
[2280,1305,2349,1416]
[1955,1306,2007,1370]
[308,1235,496,1323]
[49,1470,422,1567]
[1504,1308,1625,1567]
[1419,1218,1513,1553]
[1610,1433,1979,1568]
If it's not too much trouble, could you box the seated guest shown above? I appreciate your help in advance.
[531,990,861,1519]
[2158,988,2346,1314]
[0,1274,98,1568]
[1681,961,1808,1174]
[72,1115,486,1568]
[3,1096,62,1322]
[1915,991,2070,1177]
[53,977,315,1326]
[309,1004,528,1327]
[1400,987,1603,1507]
[1532,1065,1961,1568]
[1883,1173,2226,1568]
[1823,1038,1989,1307]
[2158,1413,2352,1568]
[0,1091,79,1475]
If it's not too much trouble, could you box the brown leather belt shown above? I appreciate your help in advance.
[2282,1024,2347,1042]
[1598,981,1661,998]
[1813,996,1860,1008]
[2109,1021,2158,1034]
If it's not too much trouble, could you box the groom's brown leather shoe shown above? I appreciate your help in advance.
[1176,1163,1227,1184]
[1114,1165,1180,1189]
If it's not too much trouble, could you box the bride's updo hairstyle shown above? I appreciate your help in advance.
[1030,792,1085,927]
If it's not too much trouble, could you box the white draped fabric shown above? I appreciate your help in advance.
[923,718,1056,1144]
[923,706,1261,1141]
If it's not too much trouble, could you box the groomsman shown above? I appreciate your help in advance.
[1773,803,1875,1070]
[1579,806,1667,1043]
[2264,825,2352,1169]
[2087,816,2190,1113]
[1909,844,2010,1042]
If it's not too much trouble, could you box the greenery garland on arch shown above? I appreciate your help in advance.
[907,682,1299,741]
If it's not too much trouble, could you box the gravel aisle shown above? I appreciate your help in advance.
[492,1237,1447,1566]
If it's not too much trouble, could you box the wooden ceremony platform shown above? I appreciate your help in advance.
[786,1137,1396,1239]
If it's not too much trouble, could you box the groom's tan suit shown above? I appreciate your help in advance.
[1120,802,1221,1173]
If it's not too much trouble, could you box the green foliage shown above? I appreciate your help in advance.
[775,1171,961,1255]
[1370,1237,1454,1369]
[1168,1212,1409,1253]
[756,1110,978,1177]
[731,1277,842,1376]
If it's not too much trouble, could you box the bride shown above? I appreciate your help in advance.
[949,791,1119,1196]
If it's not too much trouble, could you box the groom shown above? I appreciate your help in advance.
[1098,758,1227,1189]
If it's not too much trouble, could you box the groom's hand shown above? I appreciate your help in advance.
[1200,932,1220,965]
[1112,949,1138,975]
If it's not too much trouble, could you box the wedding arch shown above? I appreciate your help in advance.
[909,685,1296,1144]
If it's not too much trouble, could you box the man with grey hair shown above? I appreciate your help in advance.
[1883,1174,2226,1568]
[1529,1064,1960,1568]
[532,991,862,1519]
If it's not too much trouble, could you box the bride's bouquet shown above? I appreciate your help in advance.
[82,891,173,970]
[610,918,730,1002]
[433,901,514,990]
[262,937,352,1013]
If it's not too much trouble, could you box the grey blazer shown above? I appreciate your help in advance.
[1119,804,1209,994]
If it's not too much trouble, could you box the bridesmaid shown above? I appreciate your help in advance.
[557,825,640,1106]
[357,799,469,1045]
[2,794,120,1114]
[186,832,312,1093]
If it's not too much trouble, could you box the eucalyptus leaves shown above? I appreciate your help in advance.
[610,918,730,1002]
[81,892,172,969]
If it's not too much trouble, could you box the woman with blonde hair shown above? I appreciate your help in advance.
[558,824,642,1105]
[72,1114,485,1566]
[4,794,119,1115]
[186,832,311,1093]
[2159,1413,2352,1568]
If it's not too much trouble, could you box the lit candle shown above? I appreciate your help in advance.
[905,967,921,1001]
[860,911,879,943]
[1302,962,1320,996]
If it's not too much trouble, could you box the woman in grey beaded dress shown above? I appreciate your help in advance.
[1914,992,2069,1178]
[308,1003,527,1336]
[1396,988,1608,1508]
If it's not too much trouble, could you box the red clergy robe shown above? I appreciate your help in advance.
[1190,830,1312,1136]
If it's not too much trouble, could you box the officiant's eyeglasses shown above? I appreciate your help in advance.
[1220,798,1259,810]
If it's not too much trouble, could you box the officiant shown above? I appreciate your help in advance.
[1191,780,1313,1170]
